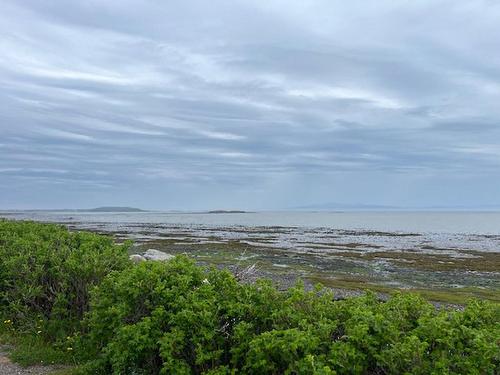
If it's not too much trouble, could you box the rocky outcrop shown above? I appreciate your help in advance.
[142,249,174,261]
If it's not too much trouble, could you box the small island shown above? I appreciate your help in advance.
[84,207,147,212]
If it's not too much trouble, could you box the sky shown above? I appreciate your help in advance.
[1,0,500,210]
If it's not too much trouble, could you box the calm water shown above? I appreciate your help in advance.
[3,210,500,234]
[2,210,500,254]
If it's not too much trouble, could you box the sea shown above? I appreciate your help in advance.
[1,210,500,253]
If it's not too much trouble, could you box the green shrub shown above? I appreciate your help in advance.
[1,220,498,374]
[0,220,130,340]
[82,256,500,375]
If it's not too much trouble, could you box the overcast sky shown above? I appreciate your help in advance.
[1,0,500,210]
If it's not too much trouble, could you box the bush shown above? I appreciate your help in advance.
[0,220,130,340]
[1,220,498,374]
[82,257,500,375]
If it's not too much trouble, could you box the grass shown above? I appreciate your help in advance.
[414,287,500,304]
[0,329,74,367]
[49,370,81,375]
[308,275,500,304]
[1,326,83,375]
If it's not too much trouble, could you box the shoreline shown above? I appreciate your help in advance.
[1,215,499,305]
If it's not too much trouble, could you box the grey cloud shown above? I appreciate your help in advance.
[1,0,500,209]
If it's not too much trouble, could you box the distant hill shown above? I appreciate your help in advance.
[207,210,249,214]
[290,202,500,211]
[85,207,146,212]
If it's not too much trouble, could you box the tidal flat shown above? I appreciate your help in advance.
[130,235,499,304]
[2,210,500,304]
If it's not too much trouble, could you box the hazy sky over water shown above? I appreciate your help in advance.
[1,1,500,210]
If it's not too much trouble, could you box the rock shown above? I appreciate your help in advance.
[143,249,174,261]
[129,254,146,263]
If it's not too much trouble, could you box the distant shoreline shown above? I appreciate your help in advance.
[3,208,500,213]
[207,210,250,214]
[0,206,148,213]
